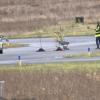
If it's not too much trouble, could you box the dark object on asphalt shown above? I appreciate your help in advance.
[36,48,45,52]
[56,47,63,51]
[0,48,3,54]
[59,41,69,50]
[59,41,69,45]
[63,45,69,50]
[55,31,70,50]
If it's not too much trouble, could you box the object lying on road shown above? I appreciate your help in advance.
[0,48,3,54]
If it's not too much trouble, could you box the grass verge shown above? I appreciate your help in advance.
[8,21,96,39]
[64,51,100,58]
[0,62,100,100]
[3,43,28,48]
[0,61,100,72]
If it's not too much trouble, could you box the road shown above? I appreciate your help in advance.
[0,36,100,65]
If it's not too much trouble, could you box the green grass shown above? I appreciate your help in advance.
[8,21,96,39]
[0,62,100,72]
[3,43,28,48]
[65,51,100,58]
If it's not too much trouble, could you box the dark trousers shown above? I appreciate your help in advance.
[96,37,100,48]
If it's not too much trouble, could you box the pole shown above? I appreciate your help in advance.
[0,81,5,98]
[88,47,91,56]
[39,35,42,48]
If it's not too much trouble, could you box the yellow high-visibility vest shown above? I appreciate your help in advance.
[95,28,100,37]
[0,42,3,48]
[95,34,100,37]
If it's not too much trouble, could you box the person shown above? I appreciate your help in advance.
[95,22,100,49]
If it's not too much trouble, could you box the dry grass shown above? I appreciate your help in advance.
[1,70,100,100]
[0,62,100,100]
[0,0,100,36]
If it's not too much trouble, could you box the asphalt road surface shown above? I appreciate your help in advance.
[0,36,100,65]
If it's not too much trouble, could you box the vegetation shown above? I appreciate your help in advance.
[7,22,96,38]
[0,0,99,38]
[0,0,100,100]
[64,50,100,58]
[3,43,28,48]
[0,62,100,100]
[0,62,100,72]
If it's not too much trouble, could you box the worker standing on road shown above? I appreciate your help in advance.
[0,41,3,48]
[95,22,100,49]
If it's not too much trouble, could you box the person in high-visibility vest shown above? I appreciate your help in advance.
[0,42,3,49]
[95,22,100,49]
